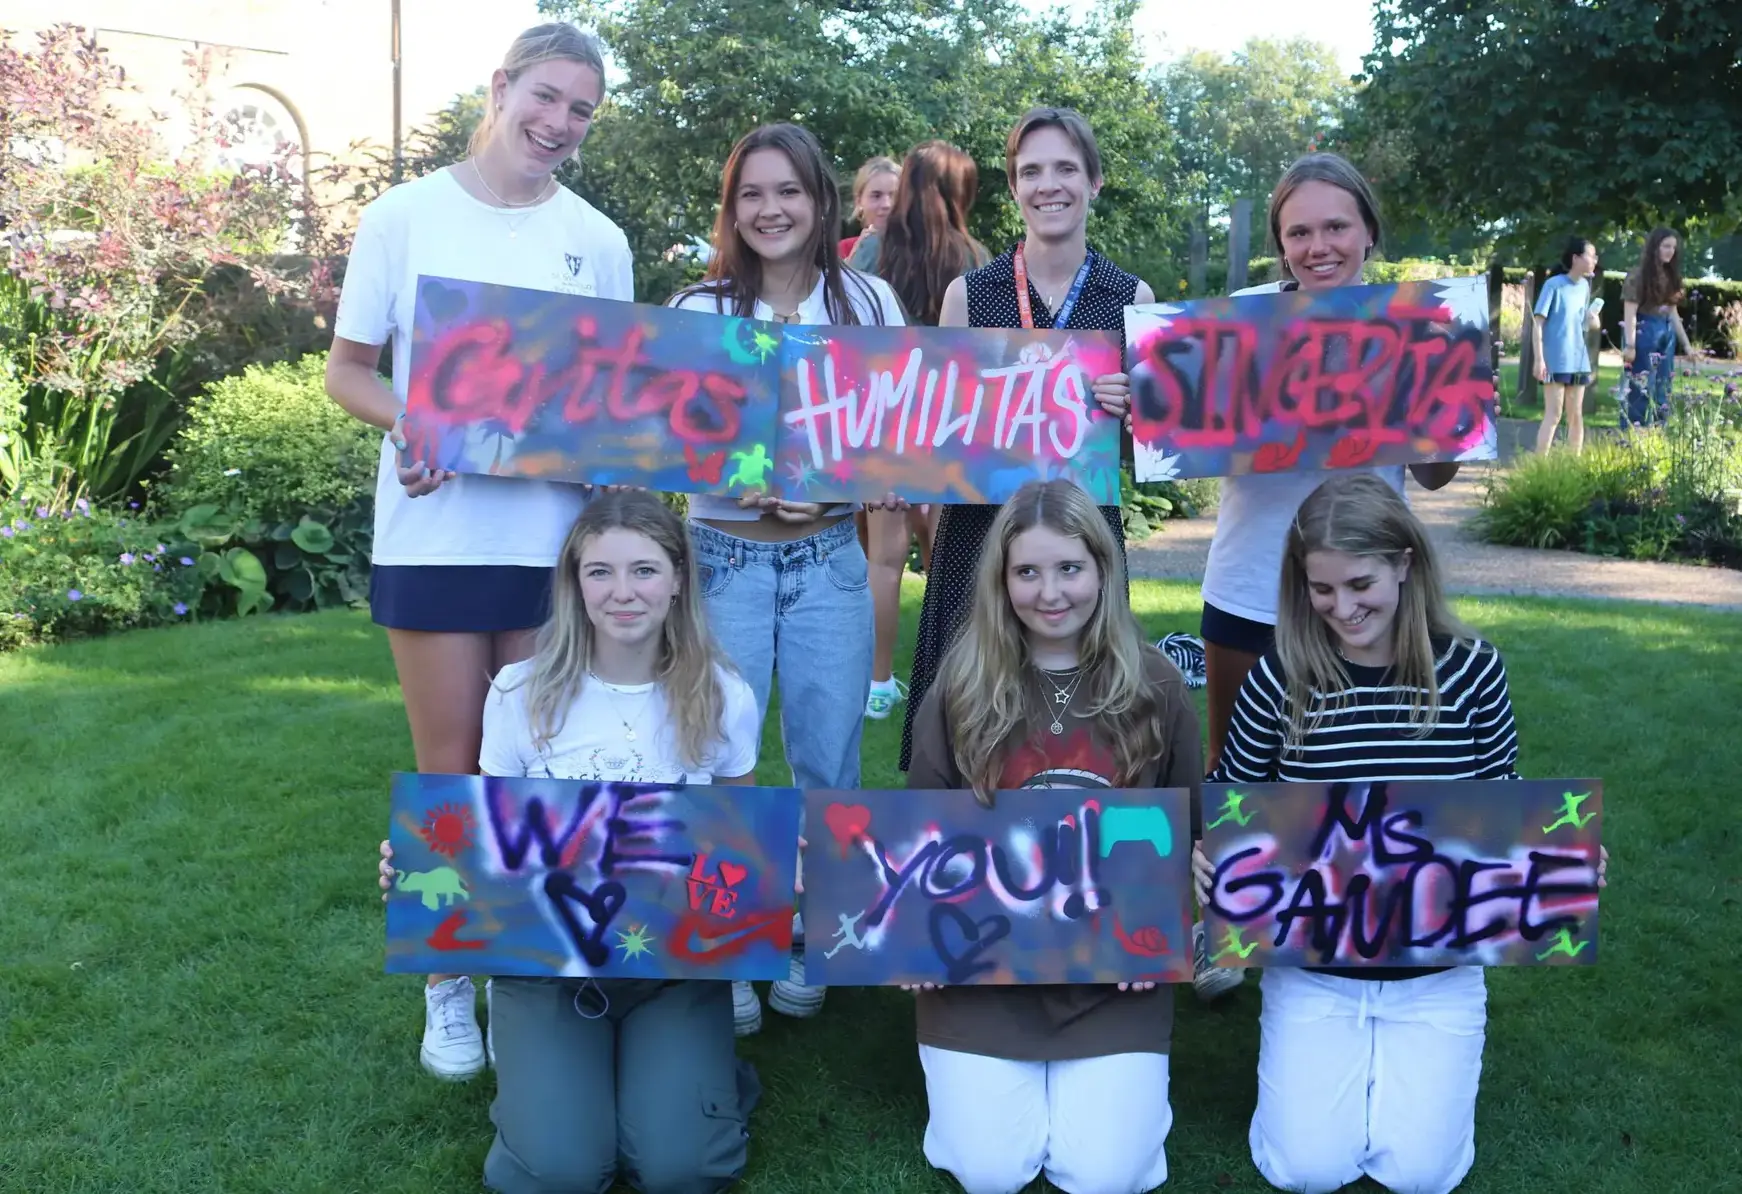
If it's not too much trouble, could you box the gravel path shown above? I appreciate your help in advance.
[1125,421,1742,613]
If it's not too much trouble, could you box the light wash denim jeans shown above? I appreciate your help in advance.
[689,517,872,791]
[1621,312,1676,428]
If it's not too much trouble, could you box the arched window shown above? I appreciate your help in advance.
[217,88,305,179]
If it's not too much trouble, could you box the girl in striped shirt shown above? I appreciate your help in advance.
[1197,470,1604,1194]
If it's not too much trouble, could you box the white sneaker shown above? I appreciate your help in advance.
[421,976,486,1081]
[1192,921,1245,1003]
[864,677,908,720]
[485,977,495,1068]
[768,951,825,1019]
[732,980,763,1037]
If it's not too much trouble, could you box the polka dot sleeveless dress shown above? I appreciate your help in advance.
[899,245,1141,771]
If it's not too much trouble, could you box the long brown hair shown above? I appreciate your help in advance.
[1267,152,1383,282]
[674,123,890,325]
[876,141,985,325]
[508,491,733,770]
[936,480,1163,805]
[1276,473,1473,750]
[468,23,606,156]
[1636,226,1685,311]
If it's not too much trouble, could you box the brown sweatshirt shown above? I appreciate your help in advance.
[904,645,1204,1061]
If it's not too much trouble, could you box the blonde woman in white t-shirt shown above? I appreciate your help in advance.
[667,122,906,1037]
[325,23,634,1081]
[379,491,765,1194]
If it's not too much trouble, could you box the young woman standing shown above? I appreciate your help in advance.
[838,155,900,262]
[908,479,1200,1194]
[1621,226,1695,427]
[668,123,904,1035]
[900,107,1151,775]
[1200,471,1606,1194]
[852,140,991,720]
[326,23,634,1082]
[1532,236,1602,455]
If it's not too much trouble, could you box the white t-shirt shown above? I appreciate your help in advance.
[334,169,635,567]
[1201,281,1406,626]
[666,270,905,523]
[480,660,760,783]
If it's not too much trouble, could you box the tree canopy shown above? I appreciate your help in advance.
[1350,0,1742,255]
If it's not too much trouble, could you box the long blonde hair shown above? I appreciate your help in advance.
[1277,472,1472,749]
[468,23,607,156]
[936,480,1161,805]
[514,492,731,769]
[850,155,899,223]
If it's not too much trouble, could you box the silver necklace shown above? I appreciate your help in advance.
[1035,666,1084,735]
[591,673,656,742]
[469,159,551,239]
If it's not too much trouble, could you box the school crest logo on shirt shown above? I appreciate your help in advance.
[564,252,586,277]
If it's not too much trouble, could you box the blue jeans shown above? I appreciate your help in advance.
[1622,313,1675,428]
[690,517,872,790]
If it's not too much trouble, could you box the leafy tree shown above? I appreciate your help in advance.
[1349,0,1742,256]
[1154,37,1354,232]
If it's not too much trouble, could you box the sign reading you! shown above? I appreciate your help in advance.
[800,787,1195,986]
[403,278,1122,504]
[385,773,803,980]
[1200,779,1603,969]
[1124,277,1499,481]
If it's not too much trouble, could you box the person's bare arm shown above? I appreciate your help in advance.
[938,276,969,328]
[1623,300,1639,363]
[325,337,396,431]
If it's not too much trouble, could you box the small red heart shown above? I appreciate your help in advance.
[824,802,872,855]
[717,860,748,888]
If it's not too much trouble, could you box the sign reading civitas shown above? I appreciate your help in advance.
[385,773,803,980]
[1124,276,1499,481]
[404,277,787,497]
[777,326,1123,504]
[800,788,1195,986]
[1199,779,1603,968]
[403,277,1122,504]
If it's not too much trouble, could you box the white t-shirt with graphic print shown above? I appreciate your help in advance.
[479,659,760,783]
[334,169,635,567]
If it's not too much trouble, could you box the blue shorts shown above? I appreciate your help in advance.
[1550,372,1592,386]
[369,564,553,633]
[1200,601,1275,655]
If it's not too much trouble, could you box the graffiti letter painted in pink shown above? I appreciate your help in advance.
[775,326,1124,504]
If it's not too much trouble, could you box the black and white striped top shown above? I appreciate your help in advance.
[1210,637,1520,785]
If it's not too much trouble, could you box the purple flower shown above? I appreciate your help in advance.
[180,556,194,566]
[119,552,135,565]
[34,506,48,518]
[173,602,188,616]
[153,564,162,573]
[128,501,139,509]
[67,589,83,602]
[155,543,165,553]
[75,498,89,513]
[13,519,26,531]
[0,527,11,539]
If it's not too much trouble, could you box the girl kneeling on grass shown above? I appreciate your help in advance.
[379,492,762,1194]
[906,479,1203,1194]
[1197,471,1607,1194]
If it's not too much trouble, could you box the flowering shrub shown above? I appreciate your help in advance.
[0,23,331,500]
[0,497,205,649]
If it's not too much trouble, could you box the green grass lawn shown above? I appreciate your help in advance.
[3,578,1738,1193]
[1496,362,1625,425]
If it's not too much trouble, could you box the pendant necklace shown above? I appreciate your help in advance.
[1035,666,1084,735]
[591,673,656,742]
[470,159,551,239]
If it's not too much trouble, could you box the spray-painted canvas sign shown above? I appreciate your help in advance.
[404,278,1122,503]
[1200,779,1602,968]
[402,277,786,496]
[776,326,1124,504]
[385,773,803,980]
[1124,276,1499,481]
[800,788,1195,986]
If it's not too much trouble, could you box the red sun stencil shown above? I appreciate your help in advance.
[420,803,477,858]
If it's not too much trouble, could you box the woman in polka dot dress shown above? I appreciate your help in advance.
[899,105,1154,773]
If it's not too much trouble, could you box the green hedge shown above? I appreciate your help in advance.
[1501,269,1742,357]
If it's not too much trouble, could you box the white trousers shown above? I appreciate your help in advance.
[919,1044,1172,1194]
[1250,967,1487,1194]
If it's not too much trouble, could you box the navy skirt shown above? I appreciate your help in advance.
[369,564,554,633]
